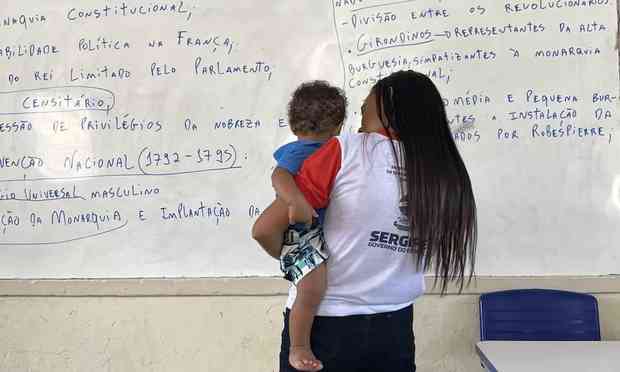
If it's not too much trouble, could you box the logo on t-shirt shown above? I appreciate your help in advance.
[367,230,415,254]
[366,193,416,254]
[393,194,408,232]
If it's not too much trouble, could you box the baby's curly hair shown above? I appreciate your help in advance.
[288,81,347,135]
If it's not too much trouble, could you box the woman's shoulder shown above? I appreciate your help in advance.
[336,131,388,149]
[336,131,364,145]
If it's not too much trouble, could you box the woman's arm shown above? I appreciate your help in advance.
[251,197,289,259]
[252,169,316,259]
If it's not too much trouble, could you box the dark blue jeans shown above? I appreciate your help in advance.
[279,305,416,372]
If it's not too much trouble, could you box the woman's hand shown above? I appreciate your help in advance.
[271,167,318,226]
[288,195,318,226]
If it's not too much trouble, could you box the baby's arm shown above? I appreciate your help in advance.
[271,167,316,225]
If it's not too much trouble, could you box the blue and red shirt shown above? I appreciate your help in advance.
[274,139,327,225]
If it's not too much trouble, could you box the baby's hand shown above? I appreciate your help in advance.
[288,196,317,226]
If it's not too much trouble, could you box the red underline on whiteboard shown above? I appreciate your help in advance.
[0,166,242,184]
[0,221,129,246]
[357,39,435,57]
[352,0,416,12]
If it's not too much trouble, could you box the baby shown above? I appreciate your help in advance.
[257,80,346,371]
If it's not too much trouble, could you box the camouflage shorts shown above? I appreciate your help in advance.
[280,223,329,285]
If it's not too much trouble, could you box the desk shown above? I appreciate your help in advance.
[476,341,620,372]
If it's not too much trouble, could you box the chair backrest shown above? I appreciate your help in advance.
[479,289,601,341]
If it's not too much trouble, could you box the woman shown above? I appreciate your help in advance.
[253,70,477,372]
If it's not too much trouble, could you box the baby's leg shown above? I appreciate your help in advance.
[288,262,327,371]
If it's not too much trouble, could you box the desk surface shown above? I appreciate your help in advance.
[476,341,620,372]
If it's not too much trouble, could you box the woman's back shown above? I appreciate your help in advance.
[287,131,425,316]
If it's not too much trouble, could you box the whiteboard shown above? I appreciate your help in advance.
[0,0,618,278]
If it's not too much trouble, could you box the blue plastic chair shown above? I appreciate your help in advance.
[479,289,601,341]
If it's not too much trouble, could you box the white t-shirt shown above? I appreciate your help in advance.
[287,131,425,316]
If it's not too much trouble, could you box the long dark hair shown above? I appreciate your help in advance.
[373,70,477,294]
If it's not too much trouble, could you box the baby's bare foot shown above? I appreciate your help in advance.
[289,346,323,371]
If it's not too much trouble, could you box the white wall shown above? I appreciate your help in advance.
[1,277,619,372]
